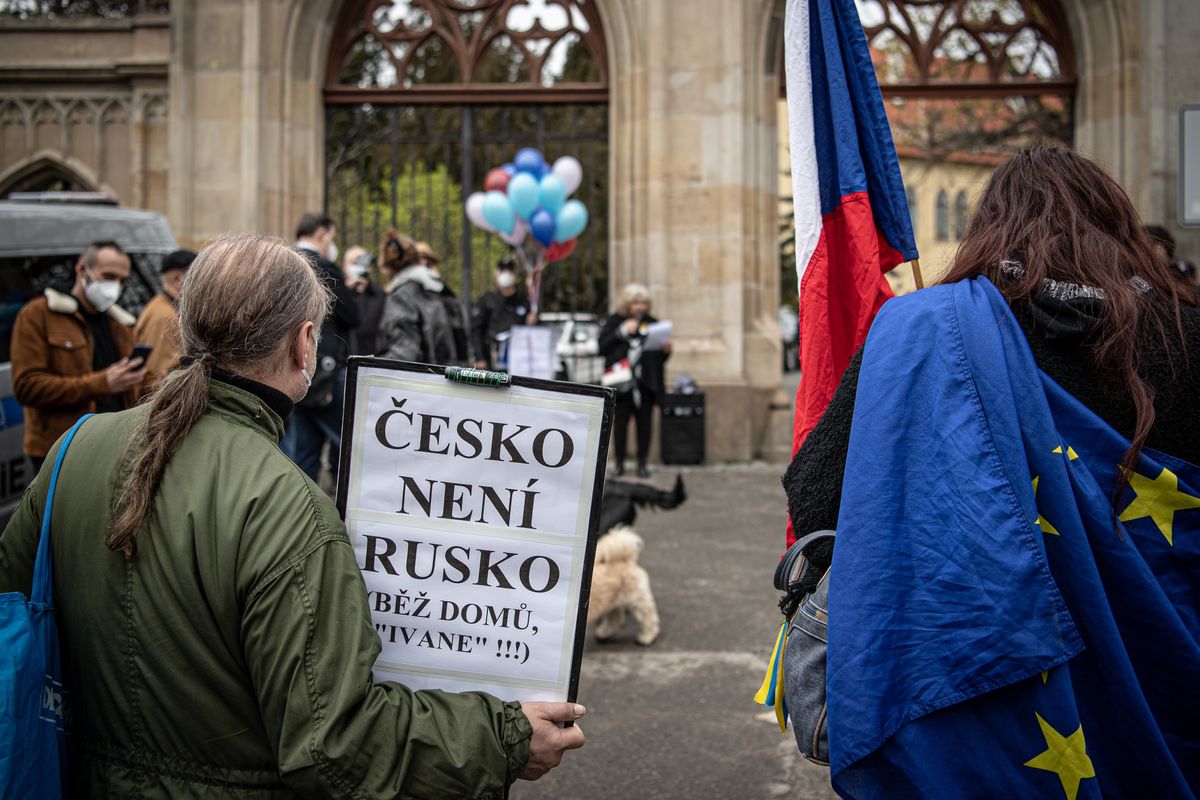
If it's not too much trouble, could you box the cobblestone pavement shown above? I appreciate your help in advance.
[512,461,837,800]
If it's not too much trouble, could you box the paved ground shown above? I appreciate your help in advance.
[512,460,837,800]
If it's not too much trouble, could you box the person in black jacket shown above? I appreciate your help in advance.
[471,258,535,370]
[342,246,386,357]
[599,283,671,477]
[418,241,470,365]
[282,212,360,482]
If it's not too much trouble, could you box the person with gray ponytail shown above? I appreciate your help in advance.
[0,233,585,797]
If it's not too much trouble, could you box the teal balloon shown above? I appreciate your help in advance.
[507,172,540,219]
[482,190,515,234]
[554,200,588,242]
[538,174,567,214]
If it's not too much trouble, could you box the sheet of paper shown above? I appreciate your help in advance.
[506,325,557,379]
[642,320,672,351]
[339,364,610,704]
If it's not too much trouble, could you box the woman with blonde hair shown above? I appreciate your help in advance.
[599,282,671,477]
[0,233,584,796]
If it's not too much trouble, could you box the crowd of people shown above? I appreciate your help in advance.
[0,145,1196,796]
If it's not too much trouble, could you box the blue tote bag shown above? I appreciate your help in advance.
[0,414,93,799]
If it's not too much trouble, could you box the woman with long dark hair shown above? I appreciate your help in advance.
[781,146,1200,796]
[0,234,584,796]
[787,146,1199,539]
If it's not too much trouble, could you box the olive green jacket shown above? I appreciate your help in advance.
[0,378,531,798]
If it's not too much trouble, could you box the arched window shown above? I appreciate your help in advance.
[856,0,1076,157]
[935,189,949,241]
[0,156,95,198]
[954,190,969,239]
[324,0,609,315]
[327,0,607,103]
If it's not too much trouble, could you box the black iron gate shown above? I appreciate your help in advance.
[325,102,609,316]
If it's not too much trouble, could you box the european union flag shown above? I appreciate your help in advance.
[829,278,1200,798]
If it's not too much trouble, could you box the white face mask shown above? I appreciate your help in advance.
[84,267,122,313]
[299,329,318,392]
[327,242,339,264]
[496,271,516,290]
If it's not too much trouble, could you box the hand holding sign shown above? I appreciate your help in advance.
[519,702,587,780]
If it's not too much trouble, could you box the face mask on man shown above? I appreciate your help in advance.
[496,271,516,290]
[298,329,319,398]
[84,267,122,313]
[327,241,339,264]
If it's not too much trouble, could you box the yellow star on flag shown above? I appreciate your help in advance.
[1032,477,1059,535]
[1024,713,1096,800]
[1118,466,1200,546]
[1052,445,1079,460]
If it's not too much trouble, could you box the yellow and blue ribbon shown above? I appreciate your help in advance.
[754,620,790,733]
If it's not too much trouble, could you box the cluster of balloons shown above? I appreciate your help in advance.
[465,148,589,260]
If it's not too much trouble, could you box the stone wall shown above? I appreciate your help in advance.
[602,0,784,461]
[0,15,169,209]
[167,0,340,249]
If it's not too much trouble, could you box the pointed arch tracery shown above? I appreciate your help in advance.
[326,0,608,104]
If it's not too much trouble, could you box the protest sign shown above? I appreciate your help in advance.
[336,359,613,704]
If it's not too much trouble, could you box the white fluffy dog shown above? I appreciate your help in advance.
[587,526,660,646]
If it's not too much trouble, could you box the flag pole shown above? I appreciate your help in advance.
[910,258,924,290]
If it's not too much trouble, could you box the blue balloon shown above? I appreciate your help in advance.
[538,162,553,178]
[554,199,588,242]
[482,190,515,234]
[537,174,567,214]
[514,147,545,175]
[501,162,517,176]
[530,209,557,247]
[507,172,540,219]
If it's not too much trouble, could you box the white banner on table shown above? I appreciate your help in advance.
[338,361,611,704]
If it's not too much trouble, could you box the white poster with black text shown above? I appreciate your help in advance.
[336,359,613,704]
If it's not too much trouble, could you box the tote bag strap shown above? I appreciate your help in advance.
[30,413,95,607]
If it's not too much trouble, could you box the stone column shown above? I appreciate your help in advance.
[168,0,338,248]
[605,0,783,462]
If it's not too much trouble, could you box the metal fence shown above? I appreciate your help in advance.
[325,102,609,318]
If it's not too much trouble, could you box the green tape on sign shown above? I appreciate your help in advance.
[444,366,512,387]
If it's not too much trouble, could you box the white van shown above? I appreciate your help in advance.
[0,194,176,522]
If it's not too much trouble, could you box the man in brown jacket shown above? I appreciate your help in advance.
[11,240,145,470]
[134,248,195,394]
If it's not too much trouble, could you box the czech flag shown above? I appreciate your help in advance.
[784,0,918,546]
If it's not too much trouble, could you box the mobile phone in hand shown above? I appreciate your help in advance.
[131,344,153,365]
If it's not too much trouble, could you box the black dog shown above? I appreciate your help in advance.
[597,475,686,534]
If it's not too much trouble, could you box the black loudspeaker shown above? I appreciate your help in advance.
[660,393,705,464]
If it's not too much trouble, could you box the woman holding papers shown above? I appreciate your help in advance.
[600,282,671,477]
[0,233,585,797]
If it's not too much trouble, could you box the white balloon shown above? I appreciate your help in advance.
[465,191,495,231]
[501,219,528,246]
[552,156,583,196]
